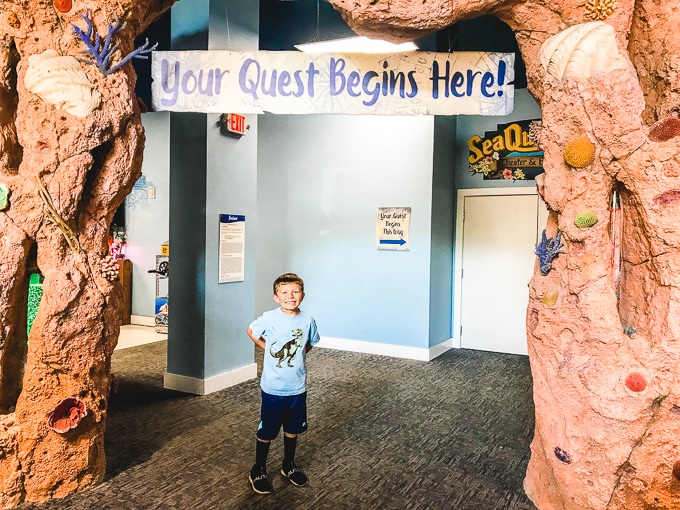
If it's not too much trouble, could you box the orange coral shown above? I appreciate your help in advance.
[47,397,87,433]
[564,136,595,168]
[624,372,646,392]
[54,0,72,13]
[649,117,680,142]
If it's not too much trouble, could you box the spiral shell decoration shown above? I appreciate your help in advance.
[24,50,102,118]
[584,0,617,21]
[564,136,596,168]
[574,209,598,228]
[540,22,628,81]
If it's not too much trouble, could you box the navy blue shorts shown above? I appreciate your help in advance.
[257,391,308,440]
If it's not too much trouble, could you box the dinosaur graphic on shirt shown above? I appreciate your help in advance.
[270,328,304,368]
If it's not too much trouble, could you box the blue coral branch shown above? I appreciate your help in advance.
[535,229,565,276]
[71,9,158,76]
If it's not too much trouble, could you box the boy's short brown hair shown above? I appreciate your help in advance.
[273,273,304,294]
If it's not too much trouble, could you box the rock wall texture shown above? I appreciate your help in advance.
[0,1,174,508]
[328,0,680,509]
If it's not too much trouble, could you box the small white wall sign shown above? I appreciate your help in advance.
[219,214,246,283]
[376,207,411,251]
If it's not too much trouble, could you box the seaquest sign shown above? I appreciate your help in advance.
[151,50,514,116]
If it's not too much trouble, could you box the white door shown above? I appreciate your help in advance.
[459,193,540,355]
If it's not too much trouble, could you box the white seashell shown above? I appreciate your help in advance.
[24,49,101,117]
[539,22,629,81]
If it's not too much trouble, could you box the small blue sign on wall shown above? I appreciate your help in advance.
[219,214,246,283]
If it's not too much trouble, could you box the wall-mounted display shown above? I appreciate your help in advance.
[467,119,544,180]
[376,207,410,251]
[218,214,246,283]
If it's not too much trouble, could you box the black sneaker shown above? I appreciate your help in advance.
[249,464,273,494]
[281,461,308,487]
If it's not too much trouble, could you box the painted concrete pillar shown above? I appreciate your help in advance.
[165,0,258,394]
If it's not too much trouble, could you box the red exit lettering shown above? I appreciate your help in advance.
[227,113,246,135]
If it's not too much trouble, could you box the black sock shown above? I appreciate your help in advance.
[255,439,270,470]
[283,435,297,467]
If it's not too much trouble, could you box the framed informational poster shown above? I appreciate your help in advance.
[218,214,245,283]
[376,207,411,251]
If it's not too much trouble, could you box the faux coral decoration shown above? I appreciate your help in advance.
[625,372,647,392]
[540,22,628,82]
[528,120,543,149]
[535,229,565,276]
[554,447,572,464]
[584,0,617,21]
[542,288,559,307]
[72,10,158,76]
[101,255,119,281]
[673,462,680,481]
[54,0,72,13]
[7,11,20,29]
[47,397,87,433]
[574,209,598,228]
[24,50,102,118]
[654,189,680,206]
[649,117,680,142]
[0,183,10,211]
[564,136,596,168]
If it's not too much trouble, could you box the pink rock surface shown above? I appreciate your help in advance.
[0,1,175,507]
[330,1,680,508]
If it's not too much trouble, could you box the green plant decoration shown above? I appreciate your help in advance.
[574,209,598,228]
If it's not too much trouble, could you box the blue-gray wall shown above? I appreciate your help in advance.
[128,112,170,317]
[166,0,259,380]
[429,116,456,347]
[257,114,436,348]
[131,6,540,367]
[204,0,260,378]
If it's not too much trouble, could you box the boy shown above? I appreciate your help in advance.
[247,273,320,494]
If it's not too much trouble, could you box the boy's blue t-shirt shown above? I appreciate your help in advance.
[249,307,320,396]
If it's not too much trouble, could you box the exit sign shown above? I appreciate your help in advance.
[226,113,246,136]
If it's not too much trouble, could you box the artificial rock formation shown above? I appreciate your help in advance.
[328,0,680,508]
[0,1,173,508]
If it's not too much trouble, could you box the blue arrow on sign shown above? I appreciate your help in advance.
[379,238,406,246]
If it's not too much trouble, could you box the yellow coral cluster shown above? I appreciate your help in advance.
[564,136,595,168]
[584,0,617,21]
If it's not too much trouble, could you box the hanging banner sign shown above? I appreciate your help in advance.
[151,50,514,116]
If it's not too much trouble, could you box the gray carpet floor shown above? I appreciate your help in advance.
[22,341,537,510]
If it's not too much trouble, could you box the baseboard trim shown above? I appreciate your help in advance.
[316,336,452,361]
[164,363,257,395]
[131,315,155,327]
